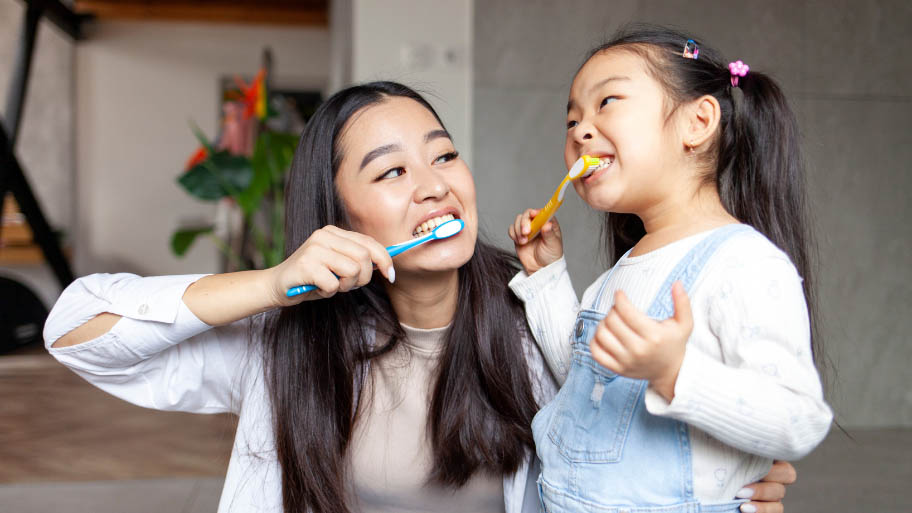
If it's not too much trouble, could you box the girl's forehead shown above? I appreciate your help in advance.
[571,50,650,93]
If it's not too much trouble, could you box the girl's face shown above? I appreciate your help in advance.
[335,96,478,275]
[565,49,686,214]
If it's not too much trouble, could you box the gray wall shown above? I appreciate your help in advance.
[473,0,912,429]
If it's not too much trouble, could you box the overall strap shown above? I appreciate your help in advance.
[646,224,753,319]
[591,248,634,312]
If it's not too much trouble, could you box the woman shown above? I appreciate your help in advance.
[45,82,794,513]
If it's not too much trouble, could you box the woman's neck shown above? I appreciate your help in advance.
[632,182,739,256]
[384,269,459,329]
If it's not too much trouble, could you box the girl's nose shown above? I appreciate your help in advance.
[570,121,594,144]
[413,166,449,201]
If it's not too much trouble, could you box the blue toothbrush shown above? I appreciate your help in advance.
[286,218,465,297]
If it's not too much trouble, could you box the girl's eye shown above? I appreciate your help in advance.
[378,167,405,180]
[434,151,459,164]
[599,96,618,109]
[566,120,578,130]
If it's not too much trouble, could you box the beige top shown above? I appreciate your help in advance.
[348,323,505,513]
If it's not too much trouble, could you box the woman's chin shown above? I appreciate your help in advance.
[402,243,474,274]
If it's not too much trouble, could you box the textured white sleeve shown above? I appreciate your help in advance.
[44,273,252,414]
[509,257,579,384]
[644,254,833,460]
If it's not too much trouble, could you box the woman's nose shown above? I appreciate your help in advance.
[413,166,449,201]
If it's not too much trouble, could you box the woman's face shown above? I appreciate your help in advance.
[335,96,478,275]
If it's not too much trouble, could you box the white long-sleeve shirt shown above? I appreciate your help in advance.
[43,273,556,513]
[509,228,833,503]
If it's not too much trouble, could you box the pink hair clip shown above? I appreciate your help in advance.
[728,60,749,87]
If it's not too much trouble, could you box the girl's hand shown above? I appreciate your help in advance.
[508,208,564,274]
[589,282,693,400]
[265,225,394,307]
[735,460,798,513]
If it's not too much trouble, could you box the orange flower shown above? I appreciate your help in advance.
[184,146,208,170]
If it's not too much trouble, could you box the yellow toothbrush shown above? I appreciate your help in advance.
[527,155,609,239]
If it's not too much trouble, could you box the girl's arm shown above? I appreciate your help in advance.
[510,256,580,383]
[604,253,832,461]
[508,211,579,382]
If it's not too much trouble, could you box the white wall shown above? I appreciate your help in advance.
[336,0,473,165]
[75,21,330,276]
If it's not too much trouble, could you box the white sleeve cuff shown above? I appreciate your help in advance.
[644,343,712,417]
[509,257,569,302]
[44,273,209,348]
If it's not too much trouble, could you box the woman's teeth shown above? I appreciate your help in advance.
[413,214,457,237]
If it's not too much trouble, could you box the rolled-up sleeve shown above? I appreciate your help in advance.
[44,273,251,414]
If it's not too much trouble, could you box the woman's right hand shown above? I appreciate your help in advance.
[267,225,395,307]
[508,208,564,275]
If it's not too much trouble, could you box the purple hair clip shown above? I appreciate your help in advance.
[728,60,749,87]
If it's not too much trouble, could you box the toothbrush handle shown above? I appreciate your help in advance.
[529,176,570,239]
[287,284,318,297]
[386,232,432,257]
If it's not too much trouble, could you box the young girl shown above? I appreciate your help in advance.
[508,26,832,513]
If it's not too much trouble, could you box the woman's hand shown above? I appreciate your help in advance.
[735,460,797,513]
[266,225,394,307]
[589,282,693,401]
[508,208,564,274]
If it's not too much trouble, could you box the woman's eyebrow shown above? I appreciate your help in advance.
[425,129,451,143]
[360,143,401,171]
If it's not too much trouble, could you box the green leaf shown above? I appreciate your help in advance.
[189,121,216,153]
[171,226,214,257]
[177,151,253,201]
[238,131,297,216]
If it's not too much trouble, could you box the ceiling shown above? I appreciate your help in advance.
[71,0,328,26]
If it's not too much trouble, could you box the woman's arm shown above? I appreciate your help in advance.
[52,225,396,348]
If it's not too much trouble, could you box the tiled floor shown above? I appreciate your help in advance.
[3,346,909,512]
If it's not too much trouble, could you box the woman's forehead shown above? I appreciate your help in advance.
[343,97,443,147]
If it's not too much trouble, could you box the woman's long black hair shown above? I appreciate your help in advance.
[587,25,822,368]
[261,81,539,512]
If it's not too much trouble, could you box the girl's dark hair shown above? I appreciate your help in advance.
[262,81,538,512]
[587,25,821,367]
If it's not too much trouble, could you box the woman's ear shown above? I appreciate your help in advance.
[682,94,721,150]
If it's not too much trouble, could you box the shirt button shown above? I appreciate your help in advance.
[575,319,584,338]
[138,304,149,315]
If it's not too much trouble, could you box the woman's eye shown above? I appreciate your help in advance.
[599,96,618,108]
[566,120,579,130]
[378,167,405,180]
[434,151,459,164]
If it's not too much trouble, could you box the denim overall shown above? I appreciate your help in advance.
[532,225,752,513]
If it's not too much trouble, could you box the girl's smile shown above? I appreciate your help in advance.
[565,49,685,215]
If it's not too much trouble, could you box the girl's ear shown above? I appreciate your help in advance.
[683,94,721,151]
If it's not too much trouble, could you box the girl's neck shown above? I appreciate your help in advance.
[384,269,459,329]
[632,182,739,257]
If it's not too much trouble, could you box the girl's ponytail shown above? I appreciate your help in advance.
[719,70,820,366]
